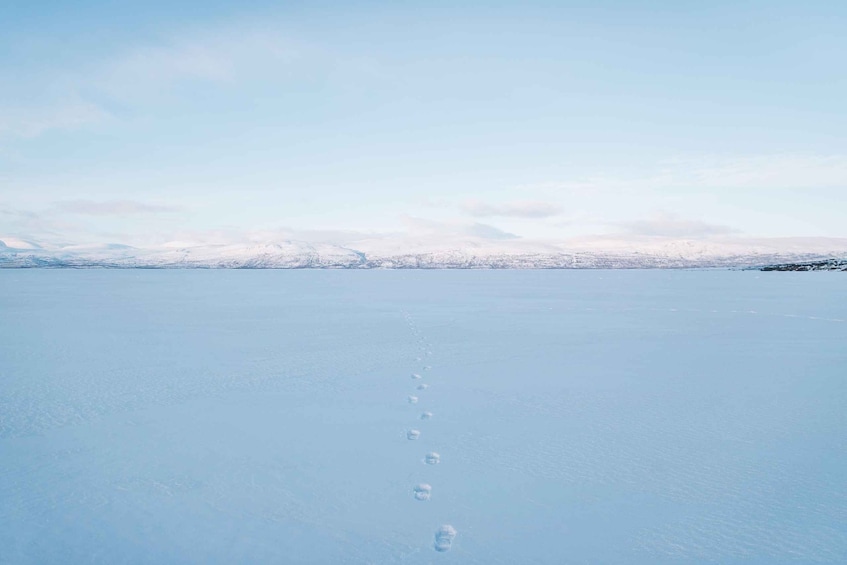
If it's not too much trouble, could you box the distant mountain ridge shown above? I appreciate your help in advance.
[2,236,847,269]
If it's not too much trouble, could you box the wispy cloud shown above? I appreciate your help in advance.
[527,154,847,192]
[244,227,383,246]
[665,154,847,190]
[55,200,181,216]
[0,101,108,138]
[0,24,308,139]
[0,204,86,244]
[0,207,40,220]
[614,212,739,238]
[107,41,236,84]
[93,28,303,101]
[460,199,563,218]
[403,216,519,240]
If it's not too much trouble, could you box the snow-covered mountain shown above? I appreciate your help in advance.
[2,236,847,269]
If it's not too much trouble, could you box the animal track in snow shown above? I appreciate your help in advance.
[434,525,457,552]
[402,313,454,552]
[414,483,432,501]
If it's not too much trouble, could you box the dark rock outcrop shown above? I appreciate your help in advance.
[760,259,847,271]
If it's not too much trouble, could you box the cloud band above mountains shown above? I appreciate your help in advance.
[460,200,563,218]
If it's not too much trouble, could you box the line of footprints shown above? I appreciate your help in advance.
[403,312,457,554]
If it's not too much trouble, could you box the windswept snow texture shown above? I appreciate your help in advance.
[3,235,847,269]
[1,270,846,564]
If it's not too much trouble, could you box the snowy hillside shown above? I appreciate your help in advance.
[2,236,847,269]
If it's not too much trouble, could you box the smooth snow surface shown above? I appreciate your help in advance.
[1,270,845,564]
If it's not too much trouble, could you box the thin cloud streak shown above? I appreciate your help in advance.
[461,199,563,218]
[523,154,847,193]
[614,212,740,238]
[0,101,108,138]
[0,25,308,139]
[402,216,518,240]
[55,200,182,216]
[93,28,304,100]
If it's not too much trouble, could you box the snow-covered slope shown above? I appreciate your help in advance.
[2,236,846,269]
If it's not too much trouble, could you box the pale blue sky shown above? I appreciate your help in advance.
[1,1,846,246]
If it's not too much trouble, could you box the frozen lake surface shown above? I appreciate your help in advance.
[1,270,845,564]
